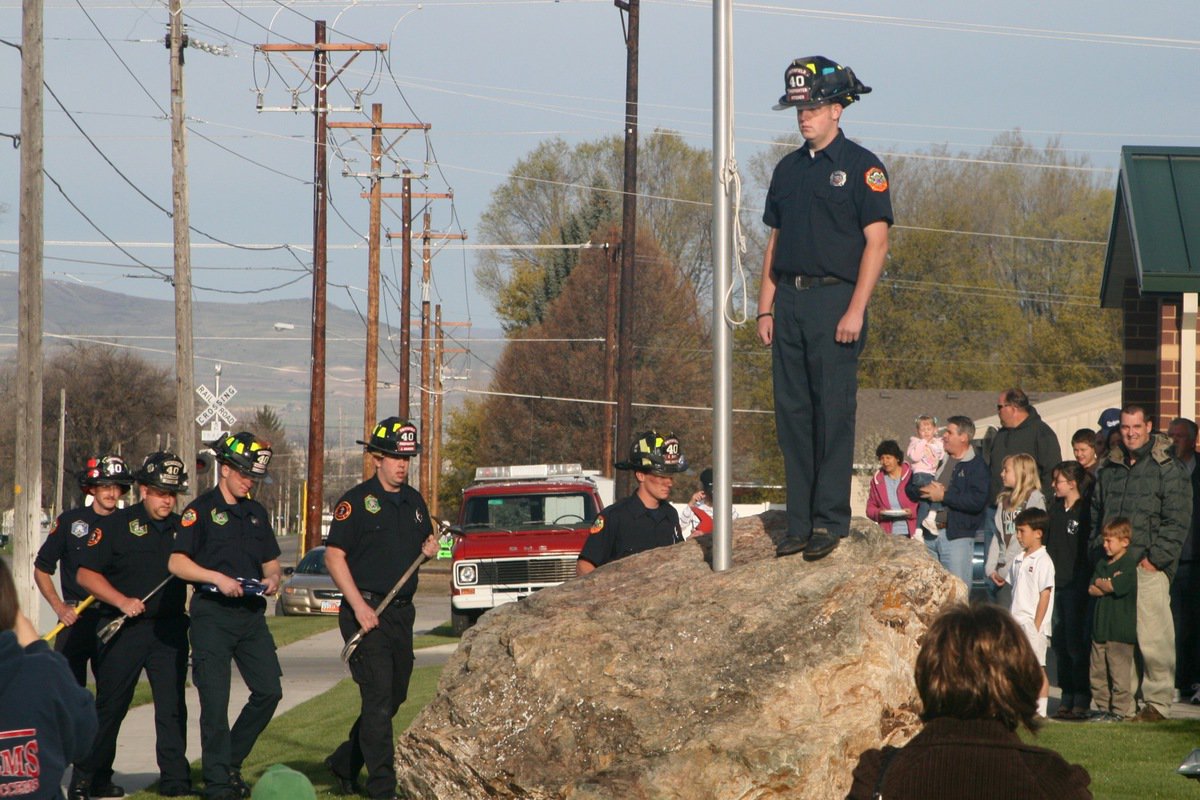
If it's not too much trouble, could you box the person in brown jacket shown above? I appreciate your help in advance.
[846,603,1092,799]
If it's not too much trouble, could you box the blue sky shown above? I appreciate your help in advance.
[1,0,1198,343]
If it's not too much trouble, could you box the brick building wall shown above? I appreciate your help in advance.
[1121,278,1200,424]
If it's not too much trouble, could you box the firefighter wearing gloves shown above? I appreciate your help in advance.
[34,455,133,687]
[577,431,687,575]
[169,432,282,800]
[323,418,437,800]
[70,452,192,799]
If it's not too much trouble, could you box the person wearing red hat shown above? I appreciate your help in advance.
[756,56,893,561]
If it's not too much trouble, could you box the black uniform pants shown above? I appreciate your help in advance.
[329,601,416,800]
[772,279,864,541]
[55,605,101,688]
[189,596,282,798]
[74,615,189,788]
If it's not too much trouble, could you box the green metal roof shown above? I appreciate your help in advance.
[1101,146,1200,308]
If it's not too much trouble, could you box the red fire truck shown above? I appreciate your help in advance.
[449,463,612,634]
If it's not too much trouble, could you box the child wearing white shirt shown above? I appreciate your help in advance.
[1008,507,1056,718]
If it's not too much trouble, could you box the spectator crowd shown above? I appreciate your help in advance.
[866,389,1200,724]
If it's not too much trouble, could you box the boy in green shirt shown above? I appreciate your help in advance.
[1088,517,1137,721]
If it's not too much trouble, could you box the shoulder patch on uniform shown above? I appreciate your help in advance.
[87,528,103,547]
[415,509,424,524]
[865,166,888,192]
[364,495,381,514]
[181,508,197,527]
[334,501,352,521]
[589,515,606,535]
[71,520,90,538]
[210,509,229,526]
[49,520,58,536]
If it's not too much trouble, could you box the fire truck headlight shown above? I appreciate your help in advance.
[456,563,478,586]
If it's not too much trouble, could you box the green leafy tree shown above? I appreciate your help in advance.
[477,131,713,331]
[452,224,712,499]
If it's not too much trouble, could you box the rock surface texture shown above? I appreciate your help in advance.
[395,512,966,799]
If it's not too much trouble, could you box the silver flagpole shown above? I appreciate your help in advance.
[711,0,733,572]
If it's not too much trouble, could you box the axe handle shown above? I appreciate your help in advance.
[340,552,430,663]
[96,574,176,643]
[41,595,95,642]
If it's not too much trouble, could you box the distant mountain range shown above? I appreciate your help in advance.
[0,273,502,443]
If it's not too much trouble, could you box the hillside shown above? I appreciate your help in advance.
[0,273,501,441]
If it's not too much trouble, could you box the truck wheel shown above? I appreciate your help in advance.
[451,609,478,636]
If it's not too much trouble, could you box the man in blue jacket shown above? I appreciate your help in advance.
[918,415,989,587]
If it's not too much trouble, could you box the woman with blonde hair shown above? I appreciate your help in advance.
[985,454,1046,606]
[847,603,1092,798]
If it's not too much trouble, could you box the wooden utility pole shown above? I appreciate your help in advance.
[383,190,456,435]
[603,245,618,476]
[169,0,196,502]
[15,0,45,623]
[417,208,464,495]
[53,388,65,521]
[364,103,382,478]
[430,304,443,516]
[614,0,641,498]
[330,109,427,479]
[256,24,387,552]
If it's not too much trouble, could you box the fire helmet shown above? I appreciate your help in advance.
[358,417,421,457]
[215,431,272,477]
[79,455,134,489]
[617,431,687,475]
[773,56,871,111]
[135,451,189,493]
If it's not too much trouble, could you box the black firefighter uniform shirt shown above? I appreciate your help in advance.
[579,493,682,569]
[174,486,280,585]
[325,475,432,597]
[77,503,187,619]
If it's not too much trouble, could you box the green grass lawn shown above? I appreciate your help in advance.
[123,665,443,799]
[1028,718,1200,798]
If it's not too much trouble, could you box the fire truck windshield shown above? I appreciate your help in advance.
[462,493,597,531]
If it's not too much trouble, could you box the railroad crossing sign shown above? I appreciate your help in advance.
[196,383,237,442]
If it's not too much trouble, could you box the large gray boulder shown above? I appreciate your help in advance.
[395,512,965,799]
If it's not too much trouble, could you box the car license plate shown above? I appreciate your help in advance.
[320,599,341,613]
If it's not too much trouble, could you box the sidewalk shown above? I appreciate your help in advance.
[100,602,457,795]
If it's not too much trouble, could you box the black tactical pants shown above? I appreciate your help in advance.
[190,595,282,799]
[328,600,416,800]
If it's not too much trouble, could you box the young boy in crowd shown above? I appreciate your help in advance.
[1008,507,1055,718]
[1088,517,1137,722]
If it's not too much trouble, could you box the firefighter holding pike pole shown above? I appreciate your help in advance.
[323,418,438,800]
[69,452,192,799]
[35,454,134,686]
[169,432,282,800]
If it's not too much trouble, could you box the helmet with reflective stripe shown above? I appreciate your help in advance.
[79,455,134,489]
[617,431,687,475]
[215,431,272,477]
[136,451,189,493]
[773,55,871,111]
[357,417,421,457]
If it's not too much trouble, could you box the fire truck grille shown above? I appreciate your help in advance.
[478,557,576,586]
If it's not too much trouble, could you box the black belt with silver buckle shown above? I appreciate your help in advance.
[779,274,845,290]
[358,590,412,608]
